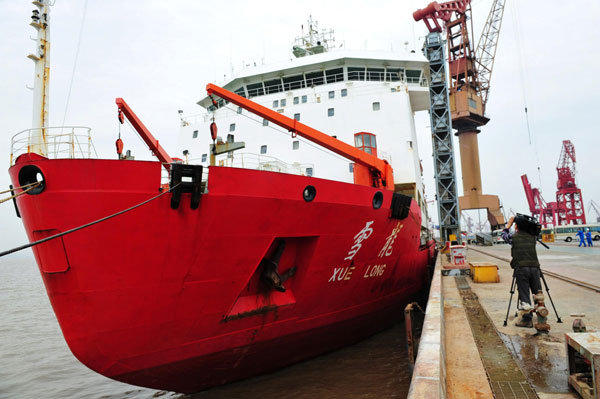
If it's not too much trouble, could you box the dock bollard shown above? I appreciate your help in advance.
[404,302,425,373]
[405,302,416,372]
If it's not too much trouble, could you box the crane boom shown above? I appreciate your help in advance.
[415,0,506,111]
[115,98,174,171]
[590,200,600,222]
[205,83,394,190]
[414,0,507,230]
[521,174,558,228]
[521,174,537,214]
[475,0,506,109]
[413,1,471,33]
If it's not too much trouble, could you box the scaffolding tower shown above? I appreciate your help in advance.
[424,32,461,242]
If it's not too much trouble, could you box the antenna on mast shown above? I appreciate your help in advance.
[27,0,51,156]
[292,16,335,58]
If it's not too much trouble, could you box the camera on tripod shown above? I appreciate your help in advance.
[514,213,541,236]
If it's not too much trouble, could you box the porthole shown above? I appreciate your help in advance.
[372,191,383,209]
[18,165,45,195]
[303,185,316,202]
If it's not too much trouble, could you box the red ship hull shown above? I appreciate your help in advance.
[9,154,436,393]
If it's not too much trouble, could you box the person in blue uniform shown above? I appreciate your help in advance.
[586,229,593,247]
[577,229,587,247]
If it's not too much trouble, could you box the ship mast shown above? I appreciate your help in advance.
[27,0,51,156]
[292,16,335,58]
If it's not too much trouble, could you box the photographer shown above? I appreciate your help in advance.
[502,215,542,328]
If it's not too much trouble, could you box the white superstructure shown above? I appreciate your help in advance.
[178,22,430,216]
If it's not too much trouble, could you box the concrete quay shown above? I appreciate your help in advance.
[409,242,600,399]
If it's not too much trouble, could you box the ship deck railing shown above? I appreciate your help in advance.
[10,126,98,166]
[243,72,427,99]
[167,152,314,186]
[188,71,428,122]
[212,152,314,177]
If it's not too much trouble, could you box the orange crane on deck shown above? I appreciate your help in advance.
[115,98,174,171]
[113,88,395,192]
[205,83,395,191]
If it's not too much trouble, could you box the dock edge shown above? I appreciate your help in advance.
[407,260,446,399]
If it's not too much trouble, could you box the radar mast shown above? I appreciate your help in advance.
[292,16,335,58]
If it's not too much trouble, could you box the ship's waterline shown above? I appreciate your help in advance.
[0,257,417,399]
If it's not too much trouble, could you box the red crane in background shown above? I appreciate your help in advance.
[556,140,586,225]
[521,175,558,228]
[521,140,586,227]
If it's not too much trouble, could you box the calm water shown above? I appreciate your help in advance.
[0,256,415,399]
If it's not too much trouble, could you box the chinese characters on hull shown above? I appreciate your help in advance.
[378,222,403,258]
[328,221,405,283]
[344,221,374,261]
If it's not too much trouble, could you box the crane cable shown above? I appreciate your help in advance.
[510,1,542,188]
[61,0,89,128]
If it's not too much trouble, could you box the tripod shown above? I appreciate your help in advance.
[502,239,563,326]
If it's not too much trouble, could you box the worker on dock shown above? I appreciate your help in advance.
[577,229,587,247]
[502,215,542,328]
[585,229,593,247]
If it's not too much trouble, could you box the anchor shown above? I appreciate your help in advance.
[260,241,297,292]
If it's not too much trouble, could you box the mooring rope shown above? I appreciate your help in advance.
[0,181,40,195]
[0,183,180,258]
[0,182,42,205]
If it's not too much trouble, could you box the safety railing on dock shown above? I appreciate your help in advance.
[10,127,98,165]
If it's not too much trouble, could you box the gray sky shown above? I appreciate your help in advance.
[1,0,599,252]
